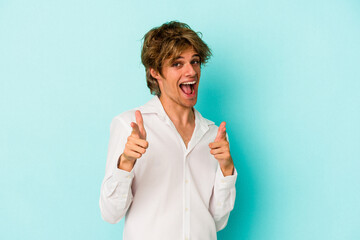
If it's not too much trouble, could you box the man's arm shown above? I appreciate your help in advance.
[99,117,133,223]
[209,165,237,231]
[99,112,148,223]
[99,162,134,224]
[208,122,237,231]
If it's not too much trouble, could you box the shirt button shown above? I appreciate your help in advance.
[185,208,189,212]
[185,238,189,240]
[185,180,189,184]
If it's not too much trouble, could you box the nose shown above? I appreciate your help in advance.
[184,63,197,78]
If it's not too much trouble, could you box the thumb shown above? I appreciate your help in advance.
[135,110,146,139]
[215,122,226,142]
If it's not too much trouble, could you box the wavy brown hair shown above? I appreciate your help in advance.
[141,21,212,96]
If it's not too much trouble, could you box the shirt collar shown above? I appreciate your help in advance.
[138,96,214,127]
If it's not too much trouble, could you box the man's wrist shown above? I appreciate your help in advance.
[220,160,234,176]
[117,154,135,172]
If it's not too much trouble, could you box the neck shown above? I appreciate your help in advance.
[158,95,195,127]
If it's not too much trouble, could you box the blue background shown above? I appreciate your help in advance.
[1,0,359,239]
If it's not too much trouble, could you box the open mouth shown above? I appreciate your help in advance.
[179,81,196,95]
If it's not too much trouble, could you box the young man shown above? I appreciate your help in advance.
[100,21,237,240]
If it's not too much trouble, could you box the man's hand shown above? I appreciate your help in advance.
[209,122,234,176]
[118,110,148,172]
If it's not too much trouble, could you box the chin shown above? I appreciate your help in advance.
[183,97,197,108]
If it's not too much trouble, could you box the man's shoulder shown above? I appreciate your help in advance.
[111,108,139,125]
[111,97,156,124]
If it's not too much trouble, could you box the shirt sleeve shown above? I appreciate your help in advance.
[209,164,237,232]
[99,117,134,224]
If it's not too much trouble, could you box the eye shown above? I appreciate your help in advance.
[191,59,200,65]
[172,62,182,67]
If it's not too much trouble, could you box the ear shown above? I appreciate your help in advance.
[150,68,161,80]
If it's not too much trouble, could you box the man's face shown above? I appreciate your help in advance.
[153,47,201,109]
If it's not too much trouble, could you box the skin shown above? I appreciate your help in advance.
[118,47,234,176]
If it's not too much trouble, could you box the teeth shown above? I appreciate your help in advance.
[181,81,196,85]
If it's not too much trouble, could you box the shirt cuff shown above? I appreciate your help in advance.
[215,165,237,189]
[112,167,135,183]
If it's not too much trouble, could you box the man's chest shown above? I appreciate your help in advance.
[135,121,218,173]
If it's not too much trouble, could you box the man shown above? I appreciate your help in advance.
[100,21,237,240]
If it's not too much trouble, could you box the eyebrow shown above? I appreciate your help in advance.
[174,54,200,60]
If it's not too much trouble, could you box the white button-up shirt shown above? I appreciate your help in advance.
[99,96,237,240]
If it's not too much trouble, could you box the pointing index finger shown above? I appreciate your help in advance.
[215,122,227,142]
[135,110,146,139]
[135,110,143,127]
